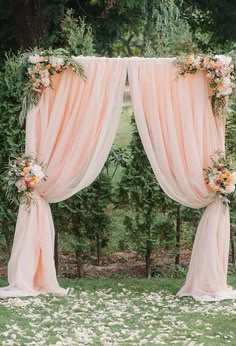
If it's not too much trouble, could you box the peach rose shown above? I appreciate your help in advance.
[187,55,195,65]
[23,167,31,174]
[29,177,40,187]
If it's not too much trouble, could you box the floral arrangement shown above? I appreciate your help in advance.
[175,54,235,119]
[204,151,236,206]
[19,48,85,125]
[5,154,46,207]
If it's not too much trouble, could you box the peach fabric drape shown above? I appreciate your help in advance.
[128,57,235,301]
[0,57,127,298]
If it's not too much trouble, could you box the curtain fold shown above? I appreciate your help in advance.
[128,57,234,301]
[0,57,127,298]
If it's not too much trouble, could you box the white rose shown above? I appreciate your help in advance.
[214,55,232,66]
[193,56,202,66]
[49,56,64,66]
[208,176,215,185]
[41,78,50,87]
[221,88,233,96]
[31,164,45,180]
[225,184,235,194]
[15,180,27,191]
[28,54,44,64]
[218,77,233,96]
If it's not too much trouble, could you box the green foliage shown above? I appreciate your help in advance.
[1,0,236,59]
[104,147,130,180]
[119,116,177,275]
[152,263,187,279]
[0,54,26,254]
[61,10,95,56]
[52,173,112,263]
[144,0,196,57]
[177,0,236,50]
[226,51,236,156]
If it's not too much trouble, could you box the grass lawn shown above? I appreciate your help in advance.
[1,276,236,345]
[107,104,132,187]
[114,105,132,149]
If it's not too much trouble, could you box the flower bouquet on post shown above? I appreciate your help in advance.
[4,154,47,209]
[204,151,236,207]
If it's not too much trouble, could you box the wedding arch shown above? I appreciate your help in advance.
[0,54,235,302]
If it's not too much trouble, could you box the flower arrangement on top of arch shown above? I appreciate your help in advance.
[175,54,235,119]
[19,48,85,126]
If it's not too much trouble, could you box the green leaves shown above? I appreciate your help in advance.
[61,10,95,57]
[118,115,177,274]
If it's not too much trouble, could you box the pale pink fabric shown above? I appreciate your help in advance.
[128,57,234,301]
[0,57,127,298]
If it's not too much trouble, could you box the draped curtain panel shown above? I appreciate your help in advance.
[0,57,127,298]
[128,57,235,301]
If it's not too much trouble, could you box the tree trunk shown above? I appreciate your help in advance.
[10,0,47,49]
[145,228,152,278]
[230,224,235,264]
[2,224,12,258]
[96,233,100,266]
[175,205,182,266]
[54,231,59,275]
[75,250,85,278]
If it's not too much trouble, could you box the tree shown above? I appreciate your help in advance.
[119,117,176,277]
[177,0,236,50]
[144,0,196,57]
[52,172,112,277]
[0,54,26,258]
[10,0,47,49]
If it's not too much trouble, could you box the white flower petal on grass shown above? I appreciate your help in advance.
[1,287,236,345]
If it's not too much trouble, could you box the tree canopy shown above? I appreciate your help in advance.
[1,0,236,60]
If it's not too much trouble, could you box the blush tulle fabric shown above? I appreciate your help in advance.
[0,57,127,298]
[128,57,236,301]
[0,57,234,301]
